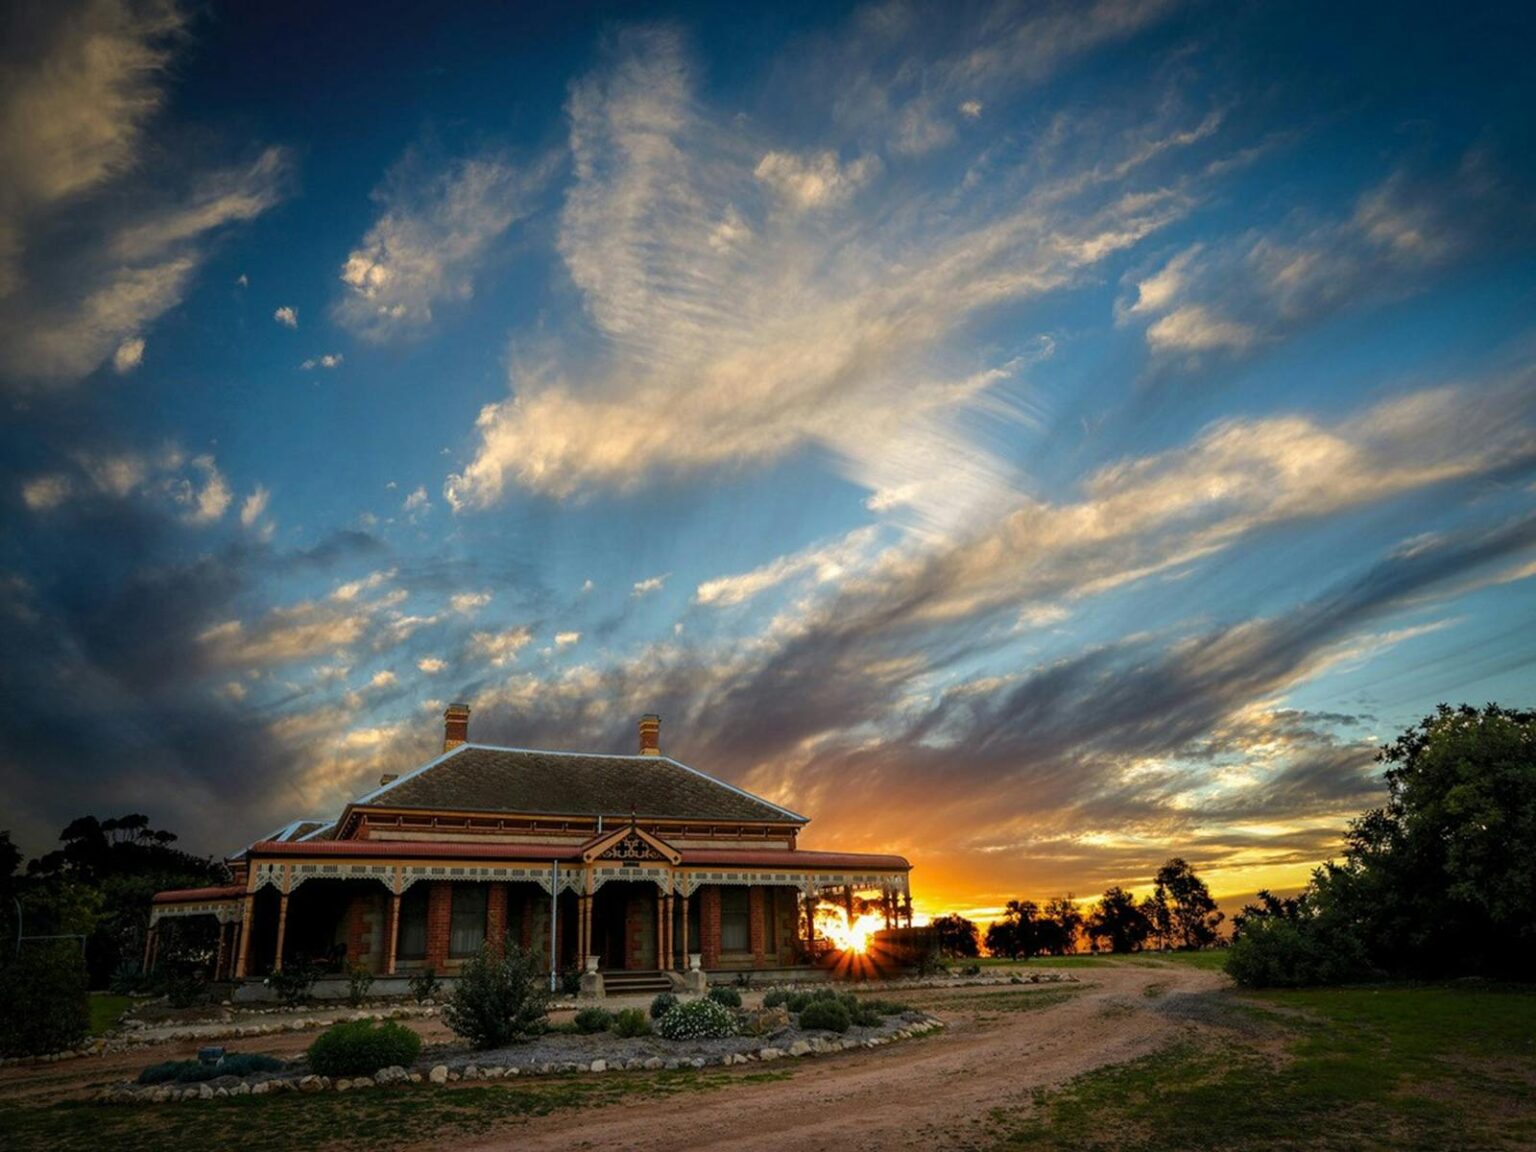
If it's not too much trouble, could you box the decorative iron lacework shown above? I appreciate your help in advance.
[674,869,909,897]
[600,833,665,861]
[591,864,671,891]
[150,900,241,925]
[255,859,573,894]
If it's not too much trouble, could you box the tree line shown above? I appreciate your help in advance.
[930,857,1224,959]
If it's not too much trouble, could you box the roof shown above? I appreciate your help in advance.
[345,743,808,825]
[243,839,910,871]
[153,884,246,904]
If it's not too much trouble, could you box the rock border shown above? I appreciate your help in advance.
[97,1015,944,1104]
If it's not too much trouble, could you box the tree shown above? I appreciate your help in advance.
[930,913,980,958]
[1151,859,1223,950]
[443,937,550,1049]
[1039,895,1084,955]
[1227,704,1536,986]
[1086,886,1153,953]
[984,900,1039,959]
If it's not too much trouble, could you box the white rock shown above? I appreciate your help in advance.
[758,1048,783,1061]
[251,1081,271,1095]
[788,1040,812,1057]
[589,1059,607,1073]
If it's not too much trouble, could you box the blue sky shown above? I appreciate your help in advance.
[2,0,1534,916]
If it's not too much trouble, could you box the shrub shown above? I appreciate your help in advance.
[264,961,320,1006]
[706,986,741,1009]
[408,967,440,1003]
[612,1008,652,1038]
[784,991,813,1013]
[656,998,738,1040]
[346,963,375,1007]
[443,937,549,1049]
[560,967,582,996]
[761,988,790,1009]
[796,998,851,1033]
[649,991,678,1020]
[838,994,883,1027]
[308,1020,421,1077]
[165,970,206,1009]
[138,1053,285,1085]
[859,998,910,1017]
[109,959,145,996]
[0,941,90,1057]
[574,1007,614,1034]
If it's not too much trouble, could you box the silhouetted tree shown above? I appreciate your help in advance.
[1086,886,1153,953]
[930,914,980,958]
[1151,859,1223,950]
[984,900,1040,959]
[1039,895,1084,955]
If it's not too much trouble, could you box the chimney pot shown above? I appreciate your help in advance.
[638,713,661,756]
[379,773,398,787]
[443,702,470,752]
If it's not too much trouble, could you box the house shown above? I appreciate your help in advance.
[148,706,914,996]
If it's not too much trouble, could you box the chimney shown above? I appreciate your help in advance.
[638,713,661,756]
[443,702,471,752]
[379,773,398,787]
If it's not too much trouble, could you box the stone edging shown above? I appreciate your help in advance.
[97,1015,945,1104]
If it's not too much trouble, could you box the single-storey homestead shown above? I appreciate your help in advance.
[149,707,914,996]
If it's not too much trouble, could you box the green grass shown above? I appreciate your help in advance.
[88,994,132,1036]
[0,1067,797,1152]
[977,951,1230,972]
[988,982,1536,1151]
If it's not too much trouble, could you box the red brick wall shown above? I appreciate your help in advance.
[486,883,507,954]
[700,885,721,969]
[425,882,452,969]
[623,888,656,969]
[749,887,766,966]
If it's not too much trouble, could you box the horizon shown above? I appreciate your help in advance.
[3,0,1535,924]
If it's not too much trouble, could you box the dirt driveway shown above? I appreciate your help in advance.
[449,961,1228,1152]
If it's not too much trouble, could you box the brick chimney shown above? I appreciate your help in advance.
[638,713,661,756]
[443,702,470,752]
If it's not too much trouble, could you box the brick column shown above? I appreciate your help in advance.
[749,887,766,968]
[345,894,369,964]
[425,882,452,968]
[215,922,229,980]
[700,885,721,970]
[521,891,534,951]
[661,892,674,970]
[680,893,690,963]
[487,883,508,954]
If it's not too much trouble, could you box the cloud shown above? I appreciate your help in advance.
[21,444,238,526]
[335,149,546,340]
[417,657,446,674]
[450,591,491,614]
[112,336,145,373]
[1145,304,1255,352]
[469,627,532,666]
[239,485,270,528]
[958,100,983,119]
[446,26,1205,522]
[695,526,880,607]
[273,305,297,328]
[632,574,668,597]
[301,353,343,370]
[21,474,72,511]
[554,631,580,648]
[402,486,429,516]
[753,150,880,210]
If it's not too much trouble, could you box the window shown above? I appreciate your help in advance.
[720,887,750,952]
[450,885,488,957]
[397,885,429,959]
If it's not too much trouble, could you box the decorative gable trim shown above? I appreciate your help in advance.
[581,823,682,865]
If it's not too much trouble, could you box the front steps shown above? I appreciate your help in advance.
[598,969,674,997]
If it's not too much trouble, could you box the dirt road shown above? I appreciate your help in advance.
[452,961,1228,1152]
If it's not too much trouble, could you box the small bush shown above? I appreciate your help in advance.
[408,967,440,1003]
[612,1008,651,1038]
[649,991,678,1020]
[960,963,982,976]
[859,998,910,1017]
[761,988,790,1009]
[138,1053,286,1085]
[0,941,90,1057]
[109,959,145,996]
[264,961,320,1006]
[574,1007,613,1034]
[785,991,813,1013]
[796,998,851,1033]
[308,1020,421,1077]
[443,937,550,1049]
[165,970,206,1009]
[706,986,741,1009]
[656,998,738,1040]
[346,963,375,1007]
[560,967,583,996]
[811,987,840,1001]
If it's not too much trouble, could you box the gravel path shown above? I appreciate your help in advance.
[447,962,1229,1152]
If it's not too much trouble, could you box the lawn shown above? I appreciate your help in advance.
[988,981,1536,1151]
[977,951,1231,972]
[0,1067,795,1152]
[88,994,133,1036]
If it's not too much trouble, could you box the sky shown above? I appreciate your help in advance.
[2,0,1535,921]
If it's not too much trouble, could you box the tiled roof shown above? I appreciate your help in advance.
[152,884,246,904]
[349,744,808,825]
[240,840,910,871]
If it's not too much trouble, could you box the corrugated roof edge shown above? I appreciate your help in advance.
[230,816,334,859]
[346,743,810,824]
